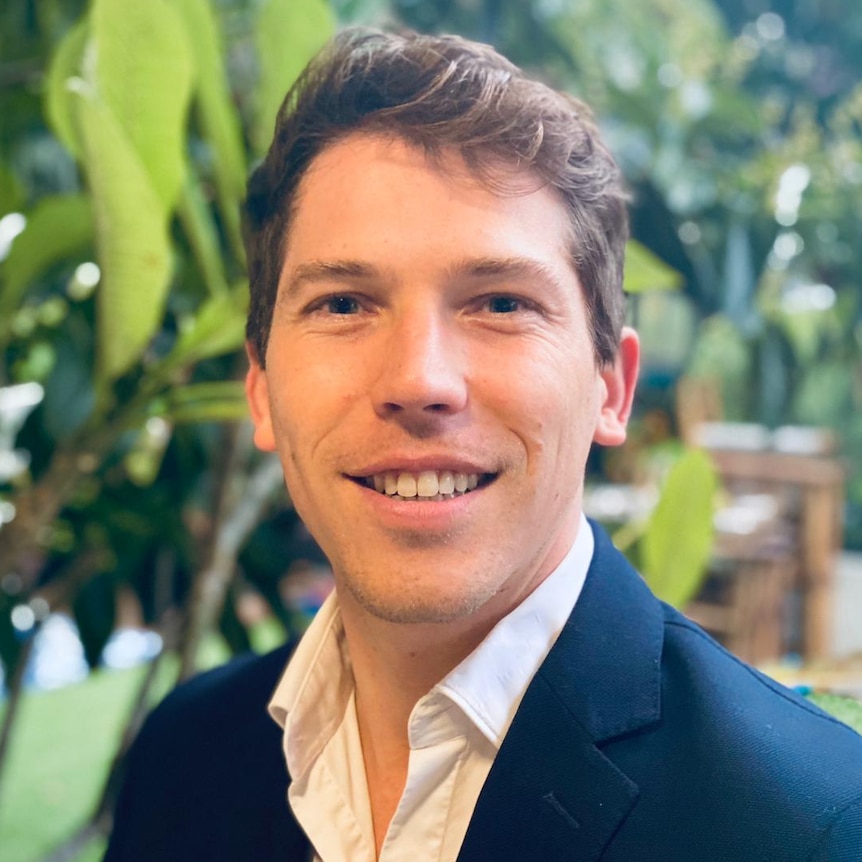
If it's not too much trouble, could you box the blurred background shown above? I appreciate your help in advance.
[1,0,861,859]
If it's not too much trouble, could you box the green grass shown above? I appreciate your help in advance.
[0,666,146,862]
[0,622,289,862]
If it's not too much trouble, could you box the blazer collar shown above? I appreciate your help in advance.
[539,519,664,743]
[457,521,664,862]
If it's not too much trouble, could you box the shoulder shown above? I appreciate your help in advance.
[578,524,862,857]
[105,643,307,862]
[141,641,294,745]
[127,641,296,792]
[660,602,861,757]
[649,604,862,855]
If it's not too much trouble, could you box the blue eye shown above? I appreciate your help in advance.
[326,296,360,314]
[488,296,521,313]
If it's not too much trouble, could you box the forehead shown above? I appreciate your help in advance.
[283,133,573,269]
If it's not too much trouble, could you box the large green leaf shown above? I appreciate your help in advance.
[0,195,94,319]
[624,240,683,293]
[178,176,230,297]
[175,0,247,252]
[44,17,90,158]
[74,87,173,381]
[641,448,717,607]
[92,0,193,210]
[158,283,248,374]
[253,0,335,156]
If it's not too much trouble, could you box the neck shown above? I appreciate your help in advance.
[342,598,496,729]
[339,601,496,855]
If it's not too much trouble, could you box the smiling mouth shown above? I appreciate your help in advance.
[351,470,495,501]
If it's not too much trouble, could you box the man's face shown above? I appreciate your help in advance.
[247,134,637,631]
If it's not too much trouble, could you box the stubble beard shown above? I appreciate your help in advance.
[334,528,509,625]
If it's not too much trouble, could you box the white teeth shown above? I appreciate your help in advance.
[416,471,439,497]
[367,470,482,499]
[396,473,418,497]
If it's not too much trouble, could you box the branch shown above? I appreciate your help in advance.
[0,632,37,806]
[177,433,284,680]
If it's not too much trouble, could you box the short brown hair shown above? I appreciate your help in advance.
[245,27,628,366]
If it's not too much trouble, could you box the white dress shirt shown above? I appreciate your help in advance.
[268,515,595,862]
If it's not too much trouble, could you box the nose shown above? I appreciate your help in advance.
[371,308,468,424]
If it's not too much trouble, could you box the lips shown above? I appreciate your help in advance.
[354,469,492,501]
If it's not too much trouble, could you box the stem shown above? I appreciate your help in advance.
[177,177,230,298]
[0,631,37,808]
[177,433,283,680]
[0,450,84,583]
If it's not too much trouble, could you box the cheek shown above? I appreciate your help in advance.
[493,354,599,446]
[265,357,365,481]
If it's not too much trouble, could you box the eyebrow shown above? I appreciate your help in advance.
[282,260,379,298]
[280,255,569,300]
[443,256,567,290]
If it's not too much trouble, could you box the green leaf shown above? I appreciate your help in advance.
[44,17,90,158]
[175,0,247,252]
[641,448,717,608]
[624,240,683,293]
[168,401,248,424]
[42,321,97,440]
[0,163,24,216]
[0,195,94,319]
[162,381,249,424]
[253,0,335,156]
[158,283,248,373]
[91,0,194,210]
[807,693,862,735]
[167,381,247,404]
[177,176,230,297]
[74,88,173,381]
[73,573,117,669]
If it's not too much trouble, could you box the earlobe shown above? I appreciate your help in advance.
[593,327,640,447]
[245,344,277,452]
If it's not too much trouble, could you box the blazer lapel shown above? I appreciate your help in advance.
[457,523,665,862]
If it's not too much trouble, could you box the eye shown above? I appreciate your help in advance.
[486,295,524,314]
[325,295,360,314]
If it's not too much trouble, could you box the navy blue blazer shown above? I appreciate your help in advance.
[105,523,862,861]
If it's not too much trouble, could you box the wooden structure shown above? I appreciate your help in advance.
[687,424,845,664]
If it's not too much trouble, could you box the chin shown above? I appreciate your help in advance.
[342,575,498,626]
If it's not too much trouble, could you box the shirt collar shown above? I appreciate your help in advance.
[268,594,352,780]
[269,515,594,776]
[433,514,593,747]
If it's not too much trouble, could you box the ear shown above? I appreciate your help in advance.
[593,326,639,447]
[245,342,276,452]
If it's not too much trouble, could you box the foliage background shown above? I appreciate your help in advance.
[0,0,860,860]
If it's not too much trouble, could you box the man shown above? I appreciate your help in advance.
[106,27,862,862]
